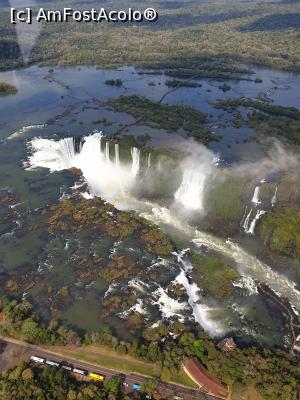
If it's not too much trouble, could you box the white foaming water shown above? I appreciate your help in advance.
[246,210,266,235]
[26,133,300,330]
[105,141,110,162]
[104,283,119,298]
[131,147,140,177]
[121,299,148,319]
[152,285,188,321]
[142,207,300,310]
[27,132,141,202]
[8,124,46,140]
[174,258,224,336]
[251,186,261,205]
[147,153,151,169]
[174,150,215,211]
[271,187,278,207]
[115,143,120,167]
[175,169,207,211]
[128,278,150,293]
[233,276,258,296]
[243,208,253,232]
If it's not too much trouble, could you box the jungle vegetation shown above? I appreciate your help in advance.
[0,361,125,400]
[0,1,300,72]
[1,296,299,400]
[0,82,17,96]
[108,95,218,143]
[190,253,240,300]
[215,98,300,144]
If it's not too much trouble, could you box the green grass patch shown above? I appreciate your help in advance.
[58,347,162,378]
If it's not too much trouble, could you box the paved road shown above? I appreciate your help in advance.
[0,335,221,400]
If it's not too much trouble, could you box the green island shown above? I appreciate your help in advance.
[0,82,17,96]
[165,80,202,88]
[258,205,300,257]
[190,253,240,300]
[48,196,173,256]
[215,98,300,144]
[204,176,253,235]
[108,95,219,143]
[105,79,123,87]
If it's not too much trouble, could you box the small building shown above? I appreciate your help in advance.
[183,358,228,399]
[217,337,237,352]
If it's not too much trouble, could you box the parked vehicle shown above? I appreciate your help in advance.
[73,367,88,376]
[61,364,73,371]
[30,355,45,364]
[45,359,60,367]
[89,372,105,382]
[132,383,141,390]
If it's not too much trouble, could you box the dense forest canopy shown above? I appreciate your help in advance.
[0,0,299,70]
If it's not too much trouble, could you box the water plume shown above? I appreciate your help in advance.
[27,131,141,203]
[174,140,216,212]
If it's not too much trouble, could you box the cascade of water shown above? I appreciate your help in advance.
[115,143,120,167]
[175,256,224,336]
[243,208,253,231]
[131,147,140,177]
[246,210,266,235]
[79,138,85,153]
[251,186,261,205]
[27,132,139,201]
[147,153,151,169]
[105,142,110,162]
[27,133,300,317]
[64,138,76,159]
[175,169,206,211]
[240,206,248,227]
[271,187,278,207]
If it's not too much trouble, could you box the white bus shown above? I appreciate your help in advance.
[30,355,45,364]
[73,367,87,376]
[45,359,60,367]
[61,364,73,371]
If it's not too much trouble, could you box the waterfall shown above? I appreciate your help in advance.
[271,187,278,207]
[147,153,151,169]
[115,143,120,167]
[175,169,206,211]
[27,132,139,202]
[142,206,300,310]
[175,256,224,336]
[243,208,253,232]
[105,142,110,162]
[251,186,261,205]
[27,135,300,332]
[246,210,266,235]
[131,147,140,177]
[240,205,248,227]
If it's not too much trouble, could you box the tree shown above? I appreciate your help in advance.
[141,379,158,396]
[104,377,122,397]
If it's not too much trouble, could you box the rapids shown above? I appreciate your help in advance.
[26,132,300,336]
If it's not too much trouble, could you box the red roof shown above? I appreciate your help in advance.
[183,358,228,398]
